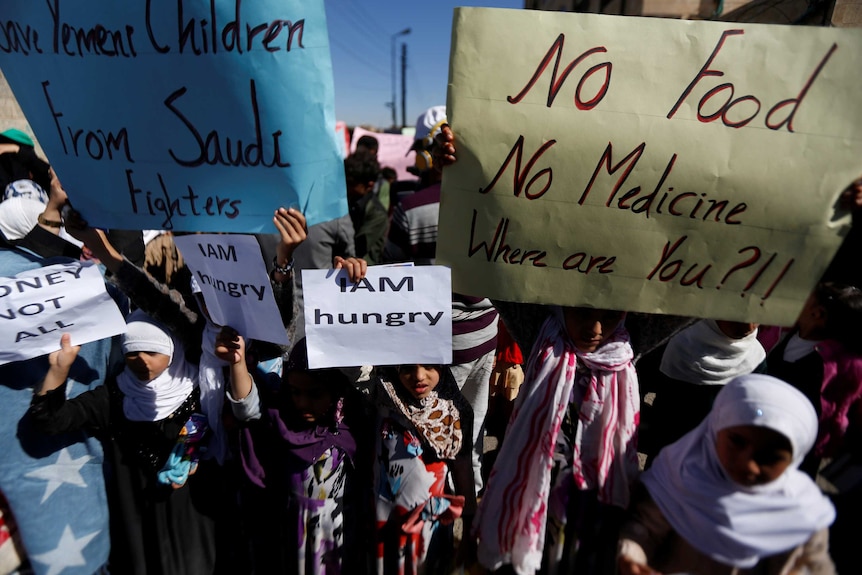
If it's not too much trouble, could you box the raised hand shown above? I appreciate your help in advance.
[214,326,246,366]
[49,333,80,372]
[273,206,307,267]
[433,124,456,169]
[37,333,81,395]
[839,178,862,211]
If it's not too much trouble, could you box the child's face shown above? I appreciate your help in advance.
[796,293,828,340]
[287,372,333,424]
[124,351,171,382]
[562,307,625,352]
[715,424,793,487]
[398,365,441,400]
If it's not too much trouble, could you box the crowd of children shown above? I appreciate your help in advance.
[1,113,861,575]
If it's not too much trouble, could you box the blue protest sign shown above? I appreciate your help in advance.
[0,1,347,232]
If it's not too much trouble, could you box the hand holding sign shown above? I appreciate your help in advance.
[839,179,862,211]
[62,207,125,273]
[333,256,369,283]
[37,333,81,396]
[433,124,457,170]
[214,325,247,366]
[49,332,80,371]
[214,325,254,404]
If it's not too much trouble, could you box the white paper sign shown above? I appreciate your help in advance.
[302,266,453,369]
[0,262,126,365]
[174,234,289,346]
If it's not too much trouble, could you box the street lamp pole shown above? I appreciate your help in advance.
[390,27,411,130]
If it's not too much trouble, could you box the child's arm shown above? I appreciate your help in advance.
[35,333,80,396]
[215,326,252,399]
[216,326,261,421]
[64,208,203,356]
[617,483,668,575]
[271,207,306,328]
[271,206,306,284]
[785,528,835,575]
[29,334,112,435]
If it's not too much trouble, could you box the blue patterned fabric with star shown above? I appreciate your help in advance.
[0,248,126,575]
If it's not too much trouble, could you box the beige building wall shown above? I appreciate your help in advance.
[832,0,862,25]
[0,69,46,158]
[527,0,862,24]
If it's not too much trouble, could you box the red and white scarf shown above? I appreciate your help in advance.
[475,310,639,574]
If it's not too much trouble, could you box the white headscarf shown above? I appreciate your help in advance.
[188,275,232,463]
[0,197,43,240]
[642,374,835,568]
[659,319,765,385]
[116,310,197,422]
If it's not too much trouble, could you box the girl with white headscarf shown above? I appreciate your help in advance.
[643,319,766,462]
[618,373,836,575]
[29,311,217,575]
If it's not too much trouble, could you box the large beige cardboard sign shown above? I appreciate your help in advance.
[437,8,862,326]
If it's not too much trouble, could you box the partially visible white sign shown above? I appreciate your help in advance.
[174,234,289,346]
[0,262,126,365]
[303,266,452,368]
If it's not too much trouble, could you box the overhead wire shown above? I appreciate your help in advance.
[327,34,389,78]
[329,1,391,60]
[340,2,393,40]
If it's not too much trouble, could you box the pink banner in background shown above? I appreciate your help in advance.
[350,126,417,182]
[335,121,349,158]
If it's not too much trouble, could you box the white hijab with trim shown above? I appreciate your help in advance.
[642,373,835,568]
[116,310,197,422]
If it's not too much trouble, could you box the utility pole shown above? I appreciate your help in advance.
[390,28,410,130]
[401,43,407,129]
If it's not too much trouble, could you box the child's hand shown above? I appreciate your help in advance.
[62,207,124,270]
[618,556,661,575]
[214,326,246,365]
[49,333,80,372]
[334,256,368,283]
[433,124,456,169]
[273,206,307,266]
[839,178,862,211]
[38,333,81,395]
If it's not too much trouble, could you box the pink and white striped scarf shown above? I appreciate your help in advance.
[475,310,639,574]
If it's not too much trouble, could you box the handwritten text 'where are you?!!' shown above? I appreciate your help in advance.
[0,0,347,233]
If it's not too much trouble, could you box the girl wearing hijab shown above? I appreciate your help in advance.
[618,373,836,575]
[29,311,218,575]
[760,282,862,475]
[371,363,476,575]
[62,205,306,466]
[223,333,370,575]
[476,307,639,575]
